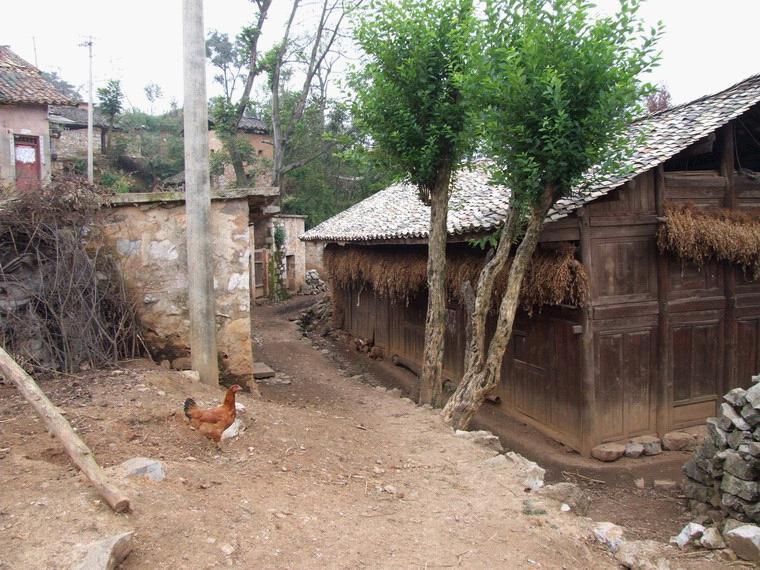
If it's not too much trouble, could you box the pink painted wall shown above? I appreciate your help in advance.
[0,103,52,185]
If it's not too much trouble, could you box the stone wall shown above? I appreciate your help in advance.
[53,127,105,160]
[274,215,306,292]
[683,376,760,523]
[99,192,253,381]
[305,240,325,273]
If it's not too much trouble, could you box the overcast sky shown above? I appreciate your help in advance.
[1,1,758,114]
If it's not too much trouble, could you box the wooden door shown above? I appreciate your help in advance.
[14,135,41,191]
[253,249,269,298]
[286,255,296,291]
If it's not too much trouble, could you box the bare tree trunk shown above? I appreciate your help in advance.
[418,161,452,407]
[442,185,554,428]
[0,347,131,512]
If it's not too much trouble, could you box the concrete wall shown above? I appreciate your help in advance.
[305,241,325,274]
[208,129,273,188]
[99,193,254,381]
[0,103,52,185]
[274,214,306,292]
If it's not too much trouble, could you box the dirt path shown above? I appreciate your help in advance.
[0,297,732,568]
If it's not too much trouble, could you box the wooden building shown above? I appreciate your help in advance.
[302,74,760,456]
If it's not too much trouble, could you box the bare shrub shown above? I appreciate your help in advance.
[0,176,142,373]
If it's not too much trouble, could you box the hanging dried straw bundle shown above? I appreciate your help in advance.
[324,243,589,311]
[657,203,760,280]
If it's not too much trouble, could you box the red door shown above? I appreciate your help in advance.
[14,135,41,191]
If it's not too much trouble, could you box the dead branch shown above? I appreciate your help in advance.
[0,346,130,513]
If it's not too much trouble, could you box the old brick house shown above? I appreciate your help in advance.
[0,46,70,189]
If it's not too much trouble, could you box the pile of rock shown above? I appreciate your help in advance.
[591,430,700,462]
[301,269,327,295]
[682,376,760,524]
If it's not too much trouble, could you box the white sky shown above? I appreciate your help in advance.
[1,1,758,114]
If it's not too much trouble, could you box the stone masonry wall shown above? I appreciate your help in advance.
[274,215,306,292]
[99,195,253,381]
[305,241,325,273]
[683,376,760,523]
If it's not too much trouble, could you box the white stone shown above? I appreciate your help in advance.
[560,503,571,512]
[593,522,625,553]
[725,525,760,562]
[505,451,545,491]
[483,454,508,467]
[118,457,165,481]
[615,539,670,570]
[671,522,704,549]
[147,239,178,260]
[72,531,134,570]
[454,429,503,453]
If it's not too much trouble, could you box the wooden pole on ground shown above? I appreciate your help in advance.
[182,0,219,385]
[0,347,130,513]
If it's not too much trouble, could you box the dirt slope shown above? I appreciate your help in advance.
[0,297,733,569]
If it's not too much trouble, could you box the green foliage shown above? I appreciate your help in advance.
[273,223,286,249]
[97,79,124,127]
[478,0,662,209]
[352,0,478,197]
[98,169,135,193]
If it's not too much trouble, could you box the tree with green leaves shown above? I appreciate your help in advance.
[353,0,478,407]
[97,79,124,152]
[441,0,662,428]
[144,83,163,115]
[206,0,273,186]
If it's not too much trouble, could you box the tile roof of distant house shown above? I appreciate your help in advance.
[209,115,268,134]
[0,46,72,105]
[49,105,110,129]
[302,72,760,243]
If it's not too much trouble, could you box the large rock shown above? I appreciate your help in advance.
[706,418,729,449]
[728,429,751,450]
[630,435,662,456]
[682,480,719,505]
[117,457,165,481]
[536,482,588,513]
[741,404,760,427]
[725,525,760,562]
[592,442,625,462]
[722,492,760,522]
[720,403,751,431]
[723,450,760,481]
[671,522,704,549]
[746,383,760,408]
[721,473,760,502]
[662,431,696,452]
[454,429,503,453]
[505,451,545,491]
[624,442,645,458]
[683,458,714,486]
[72,531,134,570]
[724,388,748,408]
[593,522,625,553]
[699,527,726,550]
[615,540,670,570]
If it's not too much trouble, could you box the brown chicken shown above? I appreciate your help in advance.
[183,384,242,443]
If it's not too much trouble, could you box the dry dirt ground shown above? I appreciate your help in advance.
[0,296,740,569]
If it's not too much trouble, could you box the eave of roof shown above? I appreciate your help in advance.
[302,72,760,243]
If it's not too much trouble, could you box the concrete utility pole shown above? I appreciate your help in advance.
[182,0,219,385]
[79,37,94,183]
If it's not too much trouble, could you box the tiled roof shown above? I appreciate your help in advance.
[303,73,760,243]
[49,105,110,129]
[209,115,268,134]
[0,46,72,105]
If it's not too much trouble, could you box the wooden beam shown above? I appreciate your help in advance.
[720,123,737,398]
[0,347,130,513]
[654,165,671,436]
[578,206,596,457]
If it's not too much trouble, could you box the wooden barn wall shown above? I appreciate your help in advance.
[583,123,760,448]
[340,282,584,450]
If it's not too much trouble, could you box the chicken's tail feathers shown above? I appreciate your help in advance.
[183,398,198,419]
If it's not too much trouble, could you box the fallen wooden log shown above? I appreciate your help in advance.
[0,347,131,513]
